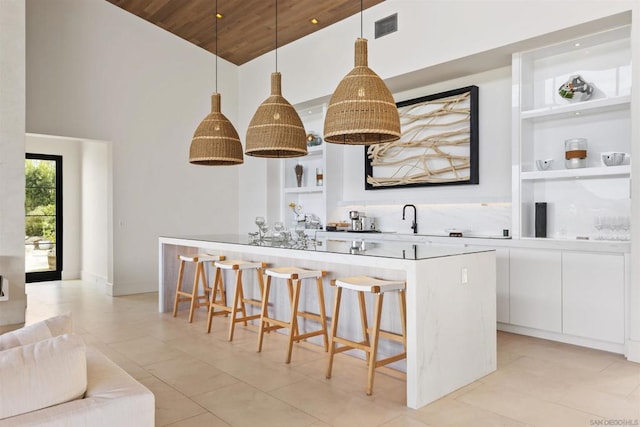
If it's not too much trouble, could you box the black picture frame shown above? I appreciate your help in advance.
[364,85,479,190]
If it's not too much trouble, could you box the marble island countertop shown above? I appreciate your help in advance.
[160,234,493,261]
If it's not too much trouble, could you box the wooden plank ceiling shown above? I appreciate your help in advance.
[106,0,386,65]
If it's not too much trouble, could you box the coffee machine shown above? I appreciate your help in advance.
[349,211,376,232]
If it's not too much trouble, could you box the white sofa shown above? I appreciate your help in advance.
[0,314,154,426]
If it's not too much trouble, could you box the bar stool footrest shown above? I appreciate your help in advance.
[375,352,407,368]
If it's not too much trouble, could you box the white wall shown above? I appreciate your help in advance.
[0,0,26,328]
[26,134,82,280]
[237,0,634,233]
[81,139,110,286]
[26,0,241,295]
[333,67,512,236]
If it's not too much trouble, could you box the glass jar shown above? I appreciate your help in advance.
[564,138,587,169]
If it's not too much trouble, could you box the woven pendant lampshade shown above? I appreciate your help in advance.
[323,38,400,145]
[189,93,244,165]
[188,0,243,166]
[245,72,307,158]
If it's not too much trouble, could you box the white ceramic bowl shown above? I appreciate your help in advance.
[535,159,554,171]
[602,152,625,167]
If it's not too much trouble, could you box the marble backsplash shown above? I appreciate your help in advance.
[329,202,512,238]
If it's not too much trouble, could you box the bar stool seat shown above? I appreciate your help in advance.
[173,253,225,323]
[257,267,329,363]
[206,259,267,341]
[326,275,407,396]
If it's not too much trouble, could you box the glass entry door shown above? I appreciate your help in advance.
[25,153,62,282]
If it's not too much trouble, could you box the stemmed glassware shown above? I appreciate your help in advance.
[255,216,269,242]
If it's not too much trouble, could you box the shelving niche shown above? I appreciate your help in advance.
[280,104,342,228]
[512,25,632,241]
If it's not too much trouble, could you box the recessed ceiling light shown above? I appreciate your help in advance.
[310,18,319,25]
[216,13,223,19]
[575,42,581,47]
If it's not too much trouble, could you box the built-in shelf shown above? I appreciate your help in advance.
[521,95,631,122]
[283,186,324,194]
[521,165,630,180]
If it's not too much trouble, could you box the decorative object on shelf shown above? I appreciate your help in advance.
[306,132,323,147]
[315,167,323,186]
[189,0,243,166]
[323,0,400,145]
[564,138,588,169]
[558,74,594,102]
[535,159,554,171]
[288,202,305,222]
[365,86,479,189]
[601,152,625,167]
[295,164,303,187]
[245,0,307,158]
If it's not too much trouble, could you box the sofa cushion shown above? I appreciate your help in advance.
[0,313,72,351]
[0,334,87,420]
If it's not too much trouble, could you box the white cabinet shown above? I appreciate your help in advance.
[562,252,625,344]
[509,248,562,332]
[495,248,510,323]
[512,26,632,241]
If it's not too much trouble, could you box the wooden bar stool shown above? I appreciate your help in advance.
[173,254,225,323]
[257,267,329,363]
[326,275,407,395]
[206,259,267,341]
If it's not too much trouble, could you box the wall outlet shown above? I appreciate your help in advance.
[461,268,468,284]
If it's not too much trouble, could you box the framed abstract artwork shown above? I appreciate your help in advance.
[365,85,479,190]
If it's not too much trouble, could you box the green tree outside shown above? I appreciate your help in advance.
[25,159,56,242]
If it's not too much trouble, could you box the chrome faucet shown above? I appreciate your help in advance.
[402,204,418,234]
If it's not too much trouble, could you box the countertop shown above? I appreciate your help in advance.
[159,234,493,261]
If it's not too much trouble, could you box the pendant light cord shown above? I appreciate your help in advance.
[275,0,278,72]
[360,0,363,38]
[215,0,218,92]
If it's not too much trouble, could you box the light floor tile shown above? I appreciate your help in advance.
[165,412,230,427]
[22,281,640,427]
[270,378,406,426]
[139,376,207,427]
[456,383,603,426]
[145,356,240,397]
[193,382,319,427]
[413,397,527,427]
[109,335,187,366]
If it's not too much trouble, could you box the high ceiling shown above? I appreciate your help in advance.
[106,0,386,65]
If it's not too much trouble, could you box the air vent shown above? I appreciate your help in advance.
[374,13,397,39]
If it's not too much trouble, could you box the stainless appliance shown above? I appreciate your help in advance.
[349,211,376,232]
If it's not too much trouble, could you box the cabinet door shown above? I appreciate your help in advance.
[496,248,510,323]
[562,252,624,344]
[509,248,562,332]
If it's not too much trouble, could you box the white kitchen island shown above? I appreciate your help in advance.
[158,234,496,409]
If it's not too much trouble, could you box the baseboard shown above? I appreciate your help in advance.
[497,322,625,355]
[105,282,114,296]
[626,339,640,363]
[62,270,81,280]
[81,271,108,287]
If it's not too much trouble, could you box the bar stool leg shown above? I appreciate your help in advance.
[228,270,244,341]
[358,291,371,363]
[206,267,222,333]
[286,278,302,364]
[257,275,272,352]
[188,262,205,323]
[326,286,343,379]
[315,277,329,351]
[366,293,384,395]
[173,259,185,317]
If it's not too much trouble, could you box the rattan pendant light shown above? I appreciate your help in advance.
[245,0,307,158]
[189,0,243,166]
[323,0,400,145]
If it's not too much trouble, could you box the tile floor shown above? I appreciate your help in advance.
[24,280,640,427]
